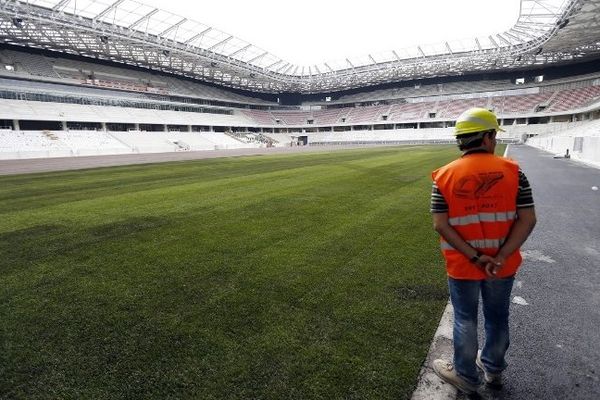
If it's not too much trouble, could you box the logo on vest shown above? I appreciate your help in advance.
[453,172,504,199]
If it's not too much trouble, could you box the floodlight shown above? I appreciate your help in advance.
[558,18,570,29]
[11,18,23,28]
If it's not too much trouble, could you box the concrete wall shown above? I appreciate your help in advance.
[580,136,600,164]
[527,132,600,167]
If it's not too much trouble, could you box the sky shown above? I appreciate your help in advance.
[139,0,522,66]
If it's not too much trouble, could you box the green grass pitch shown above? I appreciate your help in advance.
[0,145,488,399]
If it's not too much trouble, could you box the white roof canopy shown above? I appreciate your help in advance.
[1,0,599,93]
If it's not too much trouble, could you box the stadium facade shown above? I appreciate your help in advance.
[0,0,599,162]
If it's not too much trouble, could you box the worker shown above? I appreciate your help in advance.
[430,108,537,394]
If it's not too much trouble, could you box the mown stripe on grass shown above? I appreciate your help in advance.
[0,145,460,400]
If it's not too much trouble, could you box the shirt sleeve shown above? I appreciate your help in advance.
[516,169,535,208]
[430,181,449,213]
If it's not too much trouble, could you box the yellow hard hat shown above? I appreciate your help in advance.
[454,107,505,136]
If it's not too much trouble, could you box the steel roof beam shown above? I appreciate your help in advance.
[445,42,453,54]
[496,33,513,46]
[283,64,294,75]
[184,27,211,45]
[158,18,187,38]
[128,9,158,30]
[525,13,564,18]
[514,19,556,28]
[246,51,268,64]
[94,0,125,21]
[228,43,251,57]
[266,60,282,69]
[208,35,232,51]
[510,27,539,39]
[275,62,289,73]
[504,31,524,43]
[52,0,72,12]
[475,38,483,50]
[489,35,500,48]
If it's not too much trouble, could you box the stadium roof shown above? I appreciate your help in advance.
[1,0,600,93]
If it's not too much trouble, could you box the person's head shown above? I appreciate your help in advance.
[454,108,504,153]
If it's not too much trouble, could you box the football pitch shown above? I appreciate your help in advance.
[0,145,478,399]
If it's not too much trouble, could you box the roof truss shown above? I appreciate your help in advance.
[0,0,598,93]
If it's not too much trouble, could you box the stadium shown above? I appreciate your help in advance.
[0,0,599,399]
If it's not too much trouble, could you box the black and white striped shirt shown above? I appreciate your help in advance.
[430,169,534,213]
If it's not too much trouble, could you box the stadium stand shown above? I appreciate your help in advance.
[388,102,428,121]
[51,130,133,156]
[0,49,276,106]
[0,0,599,162]
[0,129,258,159]
[436,98,489,119]
[1,49,60,78]
[312,108,349,125]
[491,93,553,114]
[345,105,388,124]
[241,110,276,125]
[547,86,600,112]
[0,129,72,159]
[270,110,310,125]
[308,128,455,145]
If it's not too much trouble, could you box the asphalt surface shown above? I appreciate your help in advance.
[458,145,600,400]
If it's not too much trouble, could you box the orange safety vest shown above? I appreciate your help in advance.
[432,152,522,280]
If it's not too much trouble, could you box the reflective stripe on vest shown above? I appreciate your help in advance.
[448,211,516,227]
[441,238,506,251]
[432,153,522,280]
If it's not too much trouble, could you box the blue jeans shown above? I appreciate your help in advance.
[448,276,515,385]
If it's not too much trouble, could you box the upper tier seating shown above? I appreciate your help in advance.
[388,102,427,120]
[1,50,61,78]
[238,85,600,126]
[436,98,489,119]
[491,93,553,114]
[270,111,310,125]
[0,99,254,128]
[312,108,348,125]
[308,128,455,144]
[345,105,388,123]
[241,110,275,125]
[0,49,275,105]
[547,86,600,112]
